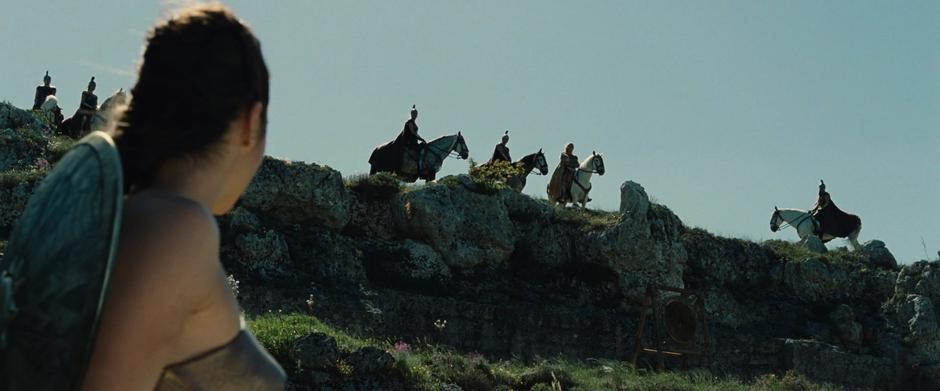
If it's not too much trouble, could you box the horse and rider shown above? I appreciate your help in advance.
[770,180,863,250]
[547,143,605,207]
[478,131,548,191]
[368,105,469,182]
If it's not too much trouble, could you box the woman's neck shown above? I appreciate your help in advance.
[148,159,228,213]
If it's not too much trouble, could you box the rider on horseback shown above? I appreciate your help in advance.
[489,131,512,164]
[547,143,579,203]
[73,77,99,136]
[33,71,57,110]
[395,105,425,173]
[810,180,857,241]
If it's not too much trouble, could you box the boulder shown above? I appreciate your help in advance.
[619,181,649,217]
[291,332,339,370]
[862,240,897,269]
[498,187,552,223]
[804,236,827,253]
[235,229,291,276]
[895,261,940,302]
[362,239,452,290]
[393,184,514,269]
[574,204,687,301]
[241,157,351,230]
[348,346,396,374]
[895,294,940,361]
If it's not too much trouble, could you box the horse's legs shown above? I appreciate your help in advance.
[848,225,862,251]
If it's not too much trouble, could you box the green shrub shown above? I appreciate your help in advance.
[47,136,76,163]
[345,172,404,200]
[468,159,524,194]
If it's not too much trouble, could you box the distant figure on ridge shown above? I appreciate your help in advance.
[489,131,512,164]
[32,71,57,110]
[394,104,425,167]
[62,77,99,137]
[811,180,860,241]
[547,143,579,203]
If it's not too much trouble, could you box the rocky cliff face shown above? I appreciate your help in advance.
[1,107,937,389]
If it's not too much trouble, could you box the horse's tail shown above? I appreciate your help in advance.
[852,214,862,232]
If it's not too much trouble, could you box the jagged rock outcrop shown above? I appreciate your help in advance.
[393,183,515,269]
[864,240,898,269]
[619,180,649,217]
[241,157,350,230]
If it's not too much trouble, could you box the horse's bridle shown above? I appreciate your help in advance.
[421,136,466,161]
[576,156,605,174]
[521,153,548,176]
[772,209,812,233]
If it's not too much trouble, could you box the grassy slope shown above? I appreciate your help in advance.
[250,313,838,391]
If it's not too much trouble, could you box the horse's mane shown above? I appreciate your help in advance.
[428,133,458,144]
[517,152,537,165]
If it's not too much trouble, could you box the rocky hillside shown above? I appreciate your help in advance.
[2,103,939,390]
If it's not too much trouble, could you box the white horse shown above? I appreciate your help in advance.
[567,151,605,208]
[90,89,128,131]
[40,95,60,112]
[769,207,862,250]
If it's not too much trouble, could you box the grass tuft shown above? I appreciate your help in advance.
[0,169,46,188]
[345,172,404,201]
[548,202,622,231]
[762,239,867,265]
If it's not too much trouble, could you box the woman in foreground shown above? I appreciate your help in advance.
[82,4,285,390]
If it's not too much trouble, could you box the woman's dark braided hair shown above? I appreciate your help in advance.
[112,4,269,193]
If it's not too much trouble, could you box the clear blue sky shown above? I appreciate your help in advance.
[1,1,937,263]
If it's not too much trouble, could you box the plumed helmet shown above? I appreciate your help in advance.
[43,71,51,84]
[502,130,509,142]
[88,76,96,90]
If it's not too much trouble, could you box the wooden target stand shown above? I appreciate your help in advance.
[630,285,710,370]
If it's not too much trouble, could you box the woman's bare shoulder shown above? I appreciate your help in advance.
[115,191,220,299]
